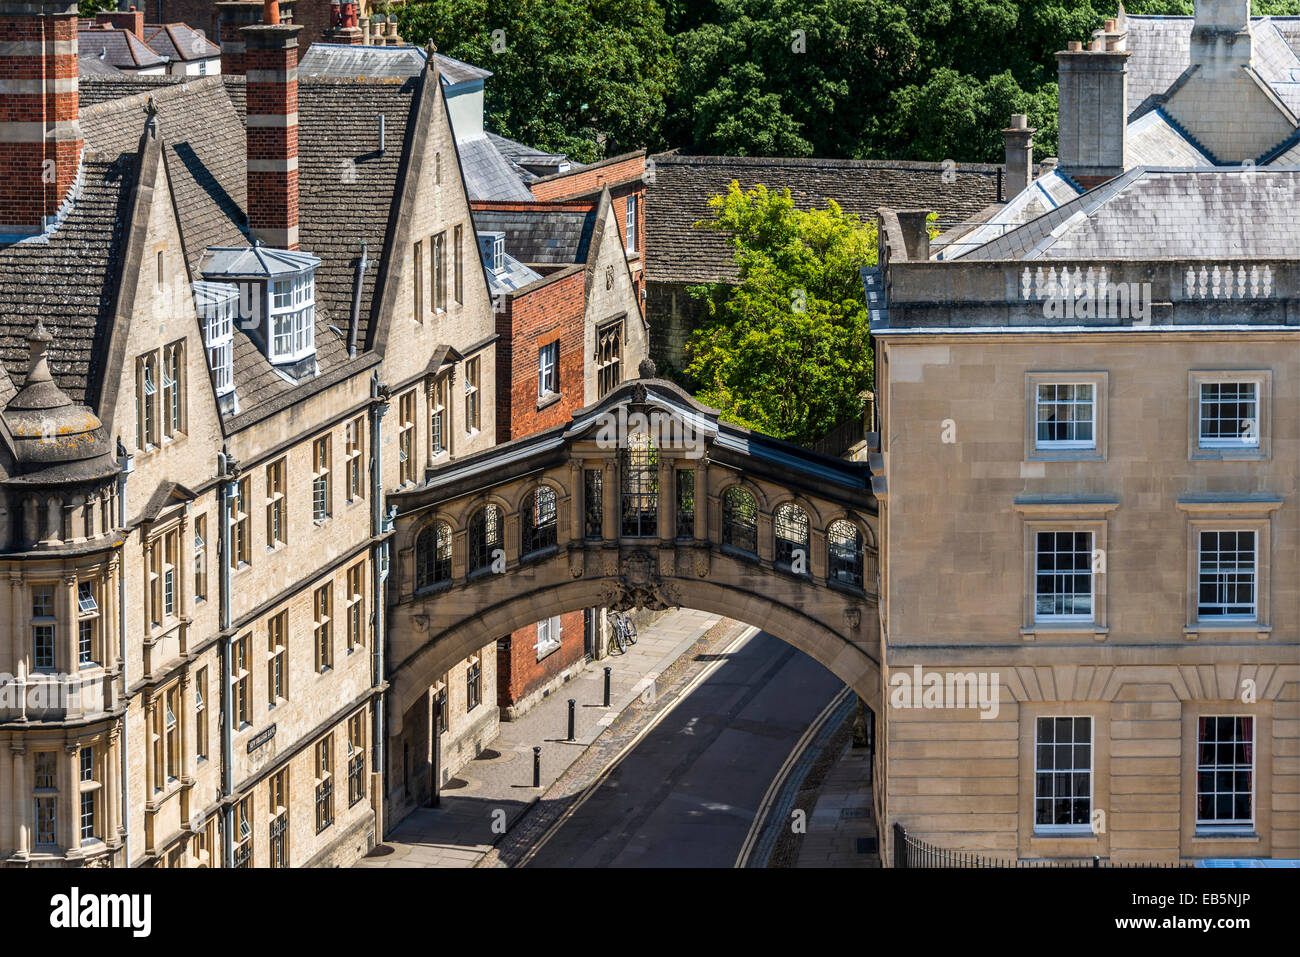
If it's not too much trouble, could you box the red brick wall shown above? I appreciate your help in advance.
[529,151,645,201]
[243,23,300,247]
[0,4,81,234]
[498,611,587,709]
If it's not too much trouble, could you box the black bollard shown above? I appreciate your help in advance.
[603,667,611,707]
[567,698,576,741]
[533,746,541,788]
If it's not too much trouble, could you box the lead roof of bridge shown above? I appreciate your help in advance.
[391,376,874,511]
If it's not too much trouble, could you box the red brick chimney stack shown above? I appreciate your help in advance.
[242,3,301,249]
[93,7,143,39]
[0,0,82,239]
[216,0,264,76]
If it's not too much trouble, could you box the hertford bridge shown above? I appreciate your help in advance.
[383,368,881,816]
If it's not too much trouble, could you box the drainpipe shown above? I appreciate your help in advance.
[368,372,390,837]
[348,241,368,358]
[216,449,239,867]
[115,437,133,864]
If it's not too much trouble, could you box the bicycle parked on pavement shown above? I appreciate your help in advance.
[608,613,638,655]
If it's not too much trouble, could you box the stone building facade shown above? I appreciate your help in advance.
[0,0,500,866]
[871,0,1299,863]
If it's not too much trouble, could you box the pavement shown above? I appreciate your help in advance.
[794,740,880,867]
[356,607,723,868]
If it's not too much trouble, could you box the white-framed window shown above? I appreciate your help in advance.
[1035,382,1095,449]
[79,745,99,844]
[1197,530,1256,620]
[625,194,638,252]
[162,341,184,439]
[267,272,316,363]
[536,616,562,660]
[1034,531,1094,621]
[193,517,207,602]
[1033,716,1092,831]
[314,583,332,674]
[1196,716,1254,827]
[77,580,99,667]
[398,390,416,485]
[137,353,159,450]
[203,297,235,396]
[1198,380,1259,448]
[433,232,446,312]
[538,341,558,398]
[32,584,56,671]
[312,435,331,521]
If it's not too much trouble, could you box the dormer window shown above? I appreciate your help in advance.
[199,246,322,382]
[477,231,506,276]
[269,273,316,364]
[194,280,238,412]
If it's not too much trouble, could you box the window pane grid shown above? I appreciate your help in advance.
[1196,716,1254,825]
[1036,383,1095,447]
[1034,531,1094,620]
[1034,716,1092,827]
[1198,530,1256,618]
[1199,381,1258,447]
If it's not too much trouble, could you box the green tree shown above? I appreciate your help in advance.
[397,0,676,164]
[684,183,876,444]
[79,0,118,16]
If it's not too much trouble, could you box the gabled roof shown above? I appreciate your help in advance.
[144,23,220,62]
[956,167,1300,261]
[644,153,1004,285]
[1124,108,1216,168]
[1125,15,1300,121]
[77,26,167,70]
[200,246,320,278]
[484,253,544,294]
[0,154,137,404]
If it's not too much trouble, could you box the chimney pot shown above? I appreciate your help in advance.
[1003,114,1036,198]
[1104,18,1116,31]
[1068,40,1082,51]
[895,210,931,262]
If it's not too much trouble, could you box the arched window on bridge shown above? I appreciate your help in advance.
[827,520,864,589]
[522,486,557,557]
[722,486,757,555]
[774,503,810,574]
[415,521,452,591]
[620,432,658,538]
[469,505,503,574]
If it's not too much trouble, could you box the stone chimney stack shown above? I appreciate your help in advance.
[1189,0,1252,76]
[1002,114,1036,198]
[0,0,82,239]
[217,0,264,76]
[895,210,930,262]
[243,1,301,249]
[1056,36,1129,189]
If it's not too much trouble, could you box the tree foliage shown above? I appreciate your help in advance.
[397,0,676,164]
[684,184,876,444]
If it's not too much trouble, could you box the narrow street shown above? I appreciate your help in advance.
[522,630,844,867]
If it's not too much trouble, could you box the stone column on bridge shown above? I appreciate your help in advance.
[693,457,709,541]
[758,500,775,564]
[568,461,582,545]
[602,458,618,544]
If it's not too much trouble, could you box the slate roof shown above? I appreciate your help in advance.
[939,170,1081,261]
[78,74,182,106]
[1125,15,1300,120]
[484,253,544,294]
[298,43,490,86]
[145,24,220,62]
[0,155,137,404]
[1,69,421,419]
[956,167,1300,261]
[1124,108,1215,168]
[79,55,124,76]
[644,153,1004,284]
[77,26,167,70]
[487,132,570,177]
[457,133,536,200]
[470,207,597,265]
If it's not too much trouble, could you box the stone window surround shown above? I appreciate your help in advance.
[1024,370,1109,463]
[1015,499,1117,640]
[1180,703,1274,857]
[1017,700,1111,860]
[1188,369,1272,462]
[1178,498,1280,640]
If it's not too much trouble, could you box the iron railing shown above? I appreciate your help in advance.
[892,823,1189,868]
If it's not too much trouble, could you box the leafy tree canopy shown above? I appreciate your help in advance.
[79,0,118,16]
[684,183,876,444]
[397,0,676,164]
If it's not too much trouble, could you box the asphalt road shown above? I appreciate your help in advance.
[523,628,843,867]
